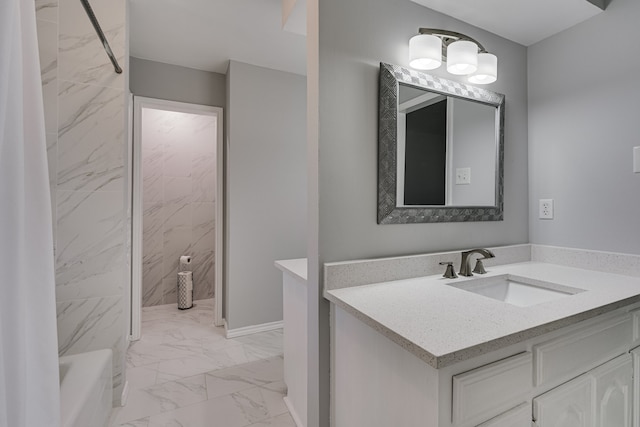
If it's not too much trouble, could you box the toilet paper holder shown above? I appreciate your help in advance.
[177,271,193,310]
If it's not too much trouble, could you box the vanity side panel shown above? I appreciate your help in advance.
[333,307,439,427]
[282,272,308,426]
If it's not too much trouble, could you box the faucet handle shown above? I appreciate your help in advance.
[439,262,458,279]
[472,259,487,274]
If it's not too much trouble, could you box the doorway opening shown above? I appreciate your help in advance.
[130,97,224,340]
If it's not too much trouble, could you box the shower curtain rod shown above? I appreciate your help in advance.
[79,0,123,74]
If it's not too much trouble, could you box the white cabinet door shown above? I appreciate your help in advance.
[533,354,633,427]
[632,347,640,427]
[533,374,593,427]
[591,354,632,427]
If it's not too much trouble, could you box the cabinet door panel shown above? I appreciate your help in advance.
[631,347,640,427]
[533,374,593,427]
[534,354,633,427]
[592,354,632,427]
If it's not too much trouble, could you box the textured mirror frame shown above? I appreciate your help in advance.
[378,62,505,224]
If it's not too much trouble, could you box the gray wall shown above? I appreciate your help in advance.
[226,60,307,331]
[307,0,530,425]
[317,0,529,263]
[130,57,226,108]
[528,0,640,255]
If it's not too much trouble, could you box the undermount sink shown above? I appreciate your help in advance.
[451,274,586,307]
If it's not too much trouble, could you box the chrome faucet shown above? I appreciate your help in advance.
[459,248,496,277]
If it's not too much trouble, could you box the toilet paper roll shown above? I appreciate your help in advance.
[179,255,192,272]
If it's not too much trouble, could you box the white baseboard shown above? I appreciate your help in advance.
[225,320,283,339]
[283,396,306,427]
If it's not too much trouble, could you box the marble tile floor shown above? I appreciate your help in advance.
[109,299,294,427]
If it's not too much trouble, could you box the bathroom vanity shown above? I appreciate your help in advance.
[324,245,640,427]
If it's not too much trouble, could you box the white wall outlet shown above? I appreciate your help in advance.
[634,146,640,173]
[456,167,471,185]
[539,199,554,219]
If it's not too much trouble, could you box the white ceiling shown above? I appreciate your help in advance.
[410,0,605,46]
[129,0,605,77]
[129,0,307,75]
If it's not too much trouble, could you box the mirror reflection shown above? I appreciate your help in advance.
[397,83,497,207]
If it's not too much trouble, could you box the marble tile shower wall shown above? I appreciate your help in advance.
[35,0,128,404]
[141,109,217,307]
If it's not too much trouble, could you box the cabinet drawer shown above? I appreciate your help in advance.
[452,352,532,426]
[533,314,632,386]
[476,403,530,427]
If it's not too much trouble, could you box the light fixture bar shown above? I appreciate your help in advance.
[417,28,487,59]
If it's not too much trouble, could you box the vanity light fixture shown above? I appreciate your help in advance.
[409,28,497,84]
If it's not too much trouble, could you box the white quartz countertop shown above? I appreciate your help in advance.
[275,258,307,282]
[325,262,640,368]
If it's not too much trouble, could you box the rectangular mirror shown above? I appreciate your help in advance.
[378,62,505,224]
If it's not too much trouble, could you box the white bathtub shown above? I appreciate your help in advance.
[59,349,113,427]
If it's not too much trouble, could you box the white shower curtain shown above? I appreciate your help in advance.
[0,0,61,426]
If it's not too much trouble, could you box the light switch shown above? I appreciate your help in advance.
[456,167,471,185]
[634,147,640,173]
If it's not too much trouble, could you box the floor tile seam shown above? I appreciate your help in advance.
[236,406,290,427]
[224,384,274,398]
[159,342,207,354]
[126,360,164,369]
[204,355,284,375]
[154,366,219,381]
[256,380,287,393]
[142,372,207,392]
[198,359,251,377]
[143,342,207,358]
[126,366,204,390]
[130,384,210,421]
[204,380,256,401]
[229,386,288,426]
[204,371,281,390]
[127,354,200,369]
[126,365,161,390]
[247,353,285,364]
[129,347,280,371]
[155,390,209,414]
[144,384,267,423]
